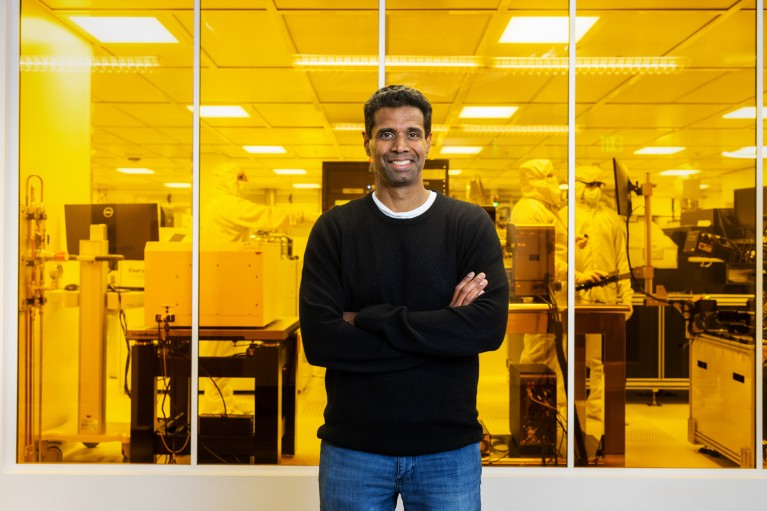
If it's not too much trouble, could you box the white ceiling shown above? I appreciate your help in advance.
[25,0,764,203]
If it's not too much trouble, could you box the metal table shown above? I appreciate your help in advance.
[127,317,299,464]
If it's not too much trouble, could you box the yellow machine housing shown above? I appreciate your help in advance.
[144,241,282,328]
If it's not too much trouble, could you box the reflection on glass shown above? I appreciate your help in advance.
[575,3,757,468]
[18,0,193,464]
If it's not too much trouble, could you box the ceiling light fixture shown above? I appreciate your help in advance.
[722,146,767,159]
[189,106,250,118]
[448,169,463,176]
[243,145,287,154]
[492,56,684,75]
[332,123,449,133]
[296,54,684,76]
[634,146,685,155]
[293,183,321,189]
[499,16,599,44]
[440,146,483,155]
[274,169,307,175]
[293,54,479,69]
[459,106,518,119]
[20,55,160,73]
[117,167,155,175]
[459,124,571,134]
[722,107,766,119]
[69,16,178,44]
[164,182,192,189]
[659,169,700,176]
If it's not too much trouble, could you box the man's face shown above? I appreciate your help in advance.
[363,106,432,190]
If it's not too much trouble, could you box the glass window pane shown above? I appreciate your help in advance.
[383,2,571,467]
[18,0,193,464]
[197,1,378,465]
[575,2,757,468]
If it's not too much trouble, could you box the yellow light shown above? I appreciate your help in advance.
[499,16,599,44]
[117,167,154,175]
[243,145,287,154]
[293,183,321,189]
[164,182,192,189]
[274,169,307,175]
[448,169,463,176]
[459,106,518,119]
[659,169,700,176]
[188,106,249,118]
[69,17,178,44]
[440,146,483,155]
[634,146,685,155]
[559,183,569,190]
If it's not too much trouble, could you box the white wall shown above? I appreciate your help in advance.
[2,1,767,510]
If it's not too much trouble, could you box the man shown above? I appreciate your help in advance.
[299,85,509,510]
[564,165,633,441]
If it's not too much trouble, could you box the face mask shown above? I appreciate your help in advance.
[583,187,601,207]
[546,181,562,207]
[237,177,257,197]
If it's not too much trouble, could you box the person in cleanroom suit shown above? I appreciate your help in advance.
[199,162,297,414]
[561,164,634,440]
[510,159,604,439]
[201,161,295,243]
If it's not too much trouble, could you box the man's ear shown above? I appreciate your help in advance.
[362,131,371,157]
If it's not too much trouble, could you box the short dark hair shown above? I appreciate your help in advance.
[363,85,432,138]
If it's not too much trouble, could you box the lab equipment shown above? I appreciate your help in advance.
[508,363,557,457]
[144,239,285,328]
[506,224,555,299]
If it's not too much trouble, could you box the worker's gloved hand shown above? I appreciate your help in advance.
[575,269,609,285]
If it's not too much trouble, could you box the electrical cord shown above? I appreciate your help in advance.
[108,284,133,398]
[172,343,246,464]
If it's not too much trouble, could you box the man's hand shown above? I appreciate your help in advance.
[450,271,488,307]
[342,311,357,325]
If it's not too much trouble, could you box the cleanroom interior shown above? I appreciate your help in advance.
[16,0,764,470]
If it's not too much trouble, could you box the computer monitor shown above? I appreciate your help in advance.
[64,203,160,260]
[612,158,637,217]
[733,186,767,232]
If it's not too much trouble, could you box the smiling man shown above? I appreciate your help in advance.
[299,85,509,510]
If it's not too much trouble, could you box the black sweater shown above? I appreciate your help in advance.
[298,192,509,456]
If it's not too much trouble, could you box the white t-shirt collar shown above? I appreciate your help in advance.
[372,190,436,219]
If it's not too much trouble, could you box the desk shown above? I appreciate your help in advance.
[508,304,629,464]
[127,317,299,464]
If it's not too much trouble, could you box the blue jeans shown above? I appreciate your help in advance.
[319,441,482,511]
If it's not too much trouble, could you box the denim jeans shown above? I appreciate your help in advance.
[319,441,482,511]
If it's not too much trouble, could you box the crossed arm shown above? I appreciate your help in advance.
[342,271,488,326]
